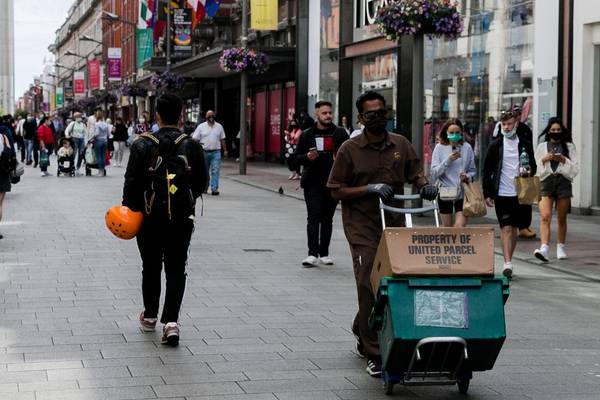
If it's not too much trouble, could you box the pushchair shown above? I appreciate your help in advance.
[56,137,76,177]
[84,139,110,176]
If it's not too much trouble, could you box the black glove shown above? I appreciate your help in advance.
[366,183,394,200]
[420,184,438,201]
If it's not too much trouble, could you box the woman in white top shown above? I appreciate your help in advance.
[430,118,477,227]
[64,112,88,171]
[533,117,579,262]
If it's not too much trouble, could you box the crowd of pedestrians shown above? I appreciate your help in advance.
[0,92,580,379]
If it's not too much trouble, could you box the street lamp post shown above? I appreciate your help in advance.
[239,0,248,175]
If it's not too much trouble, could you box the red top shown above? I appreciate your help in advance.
[37,125,54,145]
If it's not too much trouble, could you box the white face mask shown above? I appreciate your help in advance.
[76,118,82,122]
[139,118,145,123]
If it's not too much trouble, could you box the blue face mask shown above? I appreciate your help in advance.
[447,133,462,143]
[502,129,516,139]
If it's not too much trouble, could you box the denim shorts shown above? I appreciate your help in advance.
[540,174,572,199]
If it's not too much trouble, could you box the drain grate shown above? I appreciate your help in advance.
[243,248,274,253]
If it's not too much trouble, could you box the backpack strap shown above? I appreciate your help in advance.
[140,133,160,145]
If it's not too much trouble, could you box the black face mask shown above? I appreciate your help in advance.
[549,131,561,141]
[207,116,215,122]
[364,116,388,134]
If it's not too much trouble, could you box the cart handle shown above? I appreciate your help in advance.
[379,197,440,229]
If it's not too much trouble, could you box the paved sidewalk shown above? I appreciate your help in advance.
[223,161,600,281]
[0,161,598,399]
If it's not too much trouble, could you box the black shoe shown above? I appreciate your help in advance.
[211,190,220,196]
[366,357,382,377]
[33,163,38,168]
[0,234,3,240]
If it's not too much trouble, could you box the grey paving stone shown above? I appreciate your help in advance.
[186,395,277,400]
[239,378,357,394]
[7,360,82,372]
[46,366,132,381]
[77,376,163,389]
[274,391,342,400]
[152,381,243,397]
[0,370,47,383]
[162,372,247,384]
[35,386,156,400]
[18,380,79,392]
[129,362,213,377]
[208,359,317,373]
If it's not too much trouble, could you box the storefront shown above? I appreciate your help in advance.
[325,0,537,174]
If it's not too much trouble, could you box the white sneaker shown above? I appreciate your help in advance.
[557,244,568,260]
[534,244,550,263]
[319,256,334,265]
[502,262,513,279]
[302,255,319,268]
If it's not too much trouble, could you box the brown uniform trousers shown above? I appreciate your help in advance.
[350,244,379,356]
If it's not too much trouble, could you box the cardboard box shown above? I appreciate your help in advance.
[371,227,495,293]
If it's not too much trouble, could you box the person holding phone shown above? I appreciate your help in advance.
[533,117,579,262]
[295,101,348,267]
[430,118,477,227]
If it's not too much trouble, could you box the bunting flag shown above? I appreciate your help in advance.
[204,0,222,18]
[138,0,155,29]
[186,0,199,29]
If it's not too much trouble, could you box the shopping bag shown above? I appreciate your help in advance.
[462,181,487,218]
[438,186,460,201]
[85,145,96,165]
[514,176,540,205]
[39,150,50,169]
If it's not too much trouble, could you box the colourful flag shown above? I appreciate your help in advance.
[186,0,199,29]
[138,0,155,29]
[204,0,222,18]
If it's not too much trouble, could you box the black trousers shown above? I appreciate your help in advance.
[517,204,532,230]
[33,140,39,166]
[303,185,338,257]
[136,217,194,324]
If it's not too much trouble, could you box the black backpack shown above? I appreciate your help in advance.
[141,132,195,220]
[0,135,16,173]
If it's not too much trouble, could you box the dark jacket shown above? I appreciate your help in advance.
[482,134,536,199]
[23,119,37,140]
[122,128,208,216]
[295,123,348,188]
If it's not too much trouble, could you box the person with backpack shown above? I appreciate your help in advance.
[122,94,208,346]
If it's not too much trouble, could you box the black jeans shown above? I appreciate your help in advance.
[136,217,194,324]
[303,185,338,257]
[517,204,532,230]
[32,140,39,166]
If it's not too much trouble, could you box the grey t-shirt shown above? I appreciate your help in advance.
[430,142,477,198]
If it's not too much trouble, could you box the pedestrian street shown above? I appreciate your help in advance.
[0,167,599,399]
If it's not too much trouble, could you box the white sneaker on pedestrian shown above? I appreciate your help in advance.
[557,243,568,260]
[302,256,319,268]
[534,244,550,263]
[502,262,513,279]
[319,256,334,265]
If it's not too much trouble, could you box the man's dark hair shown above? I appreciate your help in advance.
[315,101,332,109]
[356,91,386,113]
[156,94,183,125]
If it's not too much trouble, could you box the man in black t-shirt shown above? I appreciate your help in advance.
[295,101,348,267]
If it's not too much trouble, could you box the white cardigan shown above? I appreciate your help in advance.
[534,141,579,182]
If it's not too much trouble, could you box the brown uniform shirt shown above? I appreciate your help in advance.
[327,132,428,247]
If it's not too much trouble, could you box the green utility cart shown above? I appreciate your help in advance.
[369,195,510,395]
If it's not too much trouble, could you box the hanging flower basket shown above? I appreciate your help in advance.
[219,48,269,75]
[376,0,463,41]
[77,97,98,113]
[151,72,186,93]
[93,89,118,105]
[119,83,148,98]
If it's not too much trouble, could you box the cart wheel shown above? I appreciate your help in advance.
[457,377,470,394]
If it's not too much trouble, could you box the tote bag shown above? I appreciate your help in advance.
[514,176,541,205]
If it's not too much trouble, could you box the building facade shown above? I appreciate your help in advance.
[0,0,15,114]
[53,0,104,110]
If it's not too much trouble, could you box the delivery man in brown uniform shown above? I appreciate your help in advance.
[327,91,438,376]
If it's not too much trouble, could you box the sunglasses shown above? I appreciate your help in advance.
[500,111,516,119]
[361,110,387,120]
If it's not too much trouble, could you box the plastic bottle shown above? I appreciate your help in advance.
[519,150,530,176]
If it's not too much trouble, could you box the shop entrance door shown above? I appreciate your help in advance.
[594,46,600,207]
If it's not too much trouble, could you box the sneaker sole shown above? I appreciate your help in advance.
[162,334,179,347]
[534,251,549,263]
[302,263,318,268]
[139,325,156,333]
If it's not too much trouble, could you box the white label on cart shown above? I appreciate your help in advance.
[414,290,468,329]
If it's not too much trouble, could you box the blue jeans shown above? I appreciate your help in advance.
[204,150,221,191]
[24,139,33,163]
[94,139,107,170]
[73,137,85,170]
